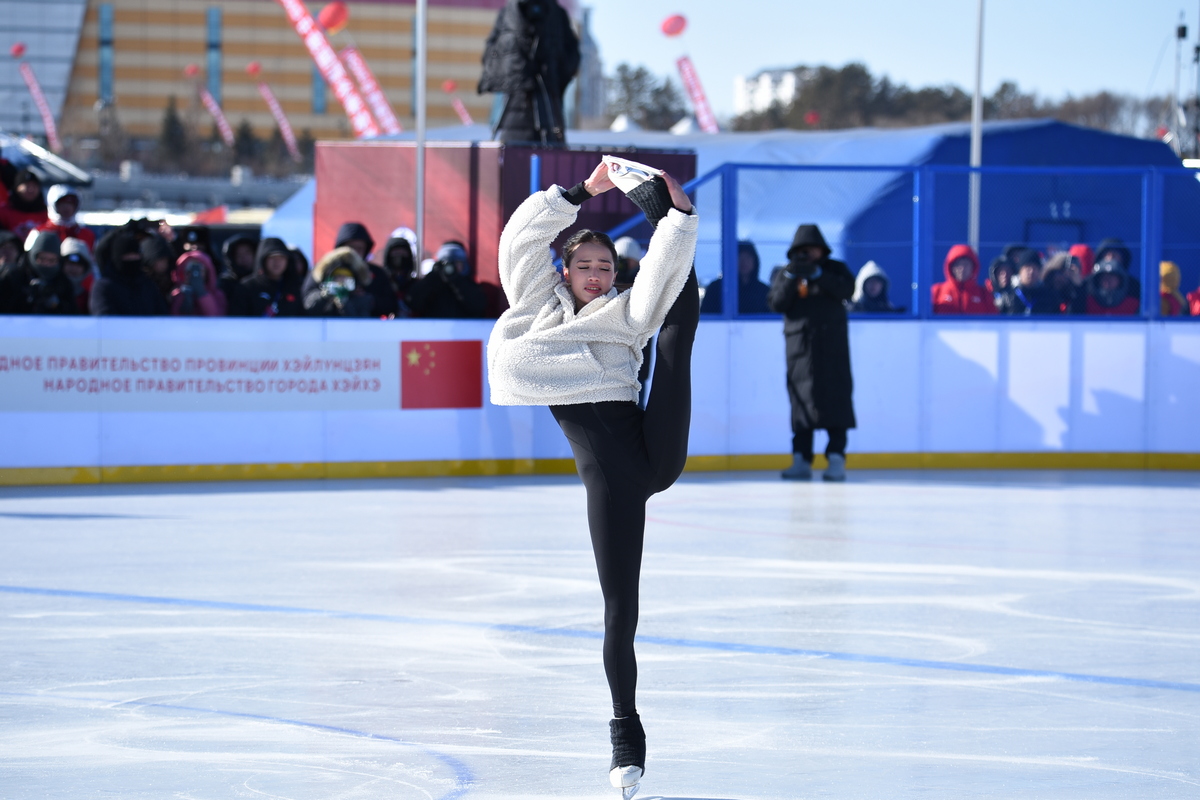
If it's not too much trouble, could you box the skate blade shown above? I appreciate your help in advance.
[620,783,640,800]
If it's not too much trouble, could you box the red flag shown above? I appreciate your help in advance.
[675,55,719,134]
[17,62,62,152]
[400,340,483,409]
[340,46,402,134]
[198,87,235,146]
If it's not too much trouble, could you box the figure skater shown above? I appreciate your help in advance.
[487,159,699,796]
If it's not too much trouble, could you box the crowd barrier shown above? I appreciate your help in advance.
[1,315,1196,486]
[654,163,1200,319]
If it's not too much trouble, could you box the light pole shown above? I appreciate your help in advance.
[415,0,428,259]
[968,0,985,252]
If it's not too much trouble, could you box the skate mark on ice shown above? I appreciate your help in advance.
[3,583,1198,694]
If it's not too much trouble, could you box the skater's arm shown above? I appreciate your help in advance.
[624,200,698,332]
[497,187,580,311]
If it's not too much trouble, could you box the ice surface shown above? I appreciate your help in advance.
[1,470,1198,799]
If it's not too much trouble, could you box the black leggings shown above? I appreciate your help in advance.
[550,268,699,718]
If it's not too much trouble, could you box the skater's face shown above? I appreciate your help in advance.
[564,242,615,307]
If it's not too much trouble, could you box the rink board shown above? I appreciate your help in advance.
[0,316,1198,482]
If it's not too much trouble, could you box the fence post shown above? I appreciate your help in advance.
[529,153,541,196]
[911,168,922,318]
[915,166,935,319]
[1141,169,1163,318]
[720,164,738,319]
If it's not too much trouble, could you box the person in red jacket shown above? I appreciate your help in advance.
[169,251,226,316]
[0,169,49,239]
[1188,278,1200,317]
[931,244,995,315]
[38,185,95,253]
[1083,261,1140,316]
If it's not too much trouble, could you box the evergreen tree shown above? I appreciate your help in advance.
[158,96,188,168]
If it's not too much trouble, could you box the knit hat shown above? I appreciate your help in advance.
[614,236,644,261]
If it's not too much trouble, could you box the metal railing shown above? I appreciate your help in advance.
[605,162,1200,321]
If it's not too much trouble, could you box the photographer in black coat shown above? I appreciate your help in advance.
[767,224,857,482]
[408,242,488,318]
[0,230,77,315]
[478,0,579,144]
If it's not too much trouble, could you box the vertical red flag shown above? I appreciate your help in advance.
[257,82,302,162]
[275,0,380,138]
[675,56,719,134]
[340,46,402,134]
[17,63,62,152]
[198,87,235,146]
[400,340,483,409]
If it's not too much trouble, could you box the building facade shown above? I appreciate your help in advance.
[4,0,512,147]
[733,67,809,117]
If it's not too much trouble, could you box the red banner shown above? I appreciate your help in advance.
[400,340,482,409]
[675,55,719,134]
[198,87,235,147]
[451,96,474,126]
[17,62,62,153]
[275,0,380,139]
[340,46,402,135]
[257,82,302,162]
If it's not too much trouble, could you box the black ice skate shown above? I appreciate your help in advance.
[609,713,646,799]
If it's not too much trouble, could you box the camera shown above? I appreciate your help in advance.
[434,258,458,278]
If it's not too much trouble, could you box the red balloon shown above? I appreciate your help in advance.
[661,14,686,37]
[442,79,458,94]
[184,63,200,77]
[246,61,262,77]
[804,110,822,126]
[10,42,26,59]
[318,1,349,34]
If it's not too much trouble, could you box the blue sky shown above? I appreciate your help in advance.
[586,0,1198,119]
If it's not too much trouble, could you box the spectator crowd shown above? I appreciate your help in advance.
[0,164,495,320]
[3,165,1199,320]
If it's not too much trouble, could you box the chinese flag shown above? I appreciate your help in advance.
[400,340,483,409]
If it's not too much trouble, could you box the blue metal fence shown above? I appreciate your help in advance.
[606,163,1200,321]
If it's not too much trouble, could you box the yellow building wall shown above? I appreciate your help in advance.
[61,0,499,141]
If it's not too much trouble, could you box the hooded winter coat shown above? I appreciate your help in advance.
[61,236,98,314]
[1188,284,1200,318]
[1083,263,1139,316]
[478,0,580,144]
[38,184,95,253]
[335,221,399,317]
[0,169,49,239]
[987,255,1018,314]
[1094,238,1142,301]
[850,260,902,313]
[218,233,259,313]
[932,244,994,315]
[1040,252,1082,315]
[234,238,305,318]
[766,224,856,432]
[408,242,489,319]
[139,233,176,303]
[169,251,226,316]
[1069,244,1095,277]
[699,241,771,314]
[90,225,170,316]
[487,186,698,406]
[1160,261,1189,317]
[381,227,418,316]
[303,246,375,317]
[0,229,76,315]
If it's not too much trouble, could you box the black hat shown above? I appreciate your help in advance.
[335,222,375,255]
[787,224,831,259]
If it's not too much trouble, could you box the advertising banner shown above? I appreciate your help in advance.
[17,63,62,153]
[275,0,380,139]
[675,56,719,134]
[199,87,235,147]
[257,82,302,162]
[340,46,402,135]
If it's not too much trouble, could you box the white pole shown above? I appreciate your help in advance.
[415,0,428,258]
[968,0,985,252]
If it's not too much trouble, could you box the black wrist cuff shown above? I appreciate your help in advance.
[625,176,674,228]
[561,182,593,206]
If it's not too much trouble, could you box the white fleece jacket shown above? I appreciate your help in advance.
[487,186,699,406]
